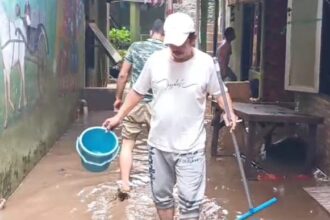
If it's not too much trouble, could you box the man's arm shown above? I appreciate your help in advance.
[116,89,143,120]
[114,61,132,110]
[103,89,143,130]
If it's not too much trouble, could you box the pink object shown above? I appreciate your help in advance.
[295,174,313,181]
[257,173,286,182]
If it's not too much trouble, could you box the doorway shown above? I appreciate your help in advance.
[320,0,330,95]
[241,4,254,81]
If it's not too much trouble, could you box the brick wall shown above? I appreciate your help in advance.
[262,0,293,102]
[174,0,217,55]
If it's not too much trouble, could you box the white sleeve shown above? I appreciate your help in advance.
[133,58,152,95]
[207,59,227,96]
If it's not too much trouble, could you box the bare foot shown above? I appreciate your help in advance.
[0,198,6,210]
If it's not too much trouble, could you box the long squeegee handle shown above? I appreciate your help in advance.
[212,57,232,123]
[212,57,254,209]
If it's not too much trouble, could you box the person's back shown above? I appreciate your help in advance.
[217,39,231,61]
[125,39,165,101]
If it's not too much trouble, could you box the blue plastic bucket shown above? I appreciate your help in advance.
[76,126,119,172]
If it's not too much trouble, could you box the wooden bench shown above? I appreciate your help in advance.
[210,81,324,178]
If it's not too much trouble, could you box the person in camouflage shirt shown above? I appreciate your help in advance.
[113,19,165,198]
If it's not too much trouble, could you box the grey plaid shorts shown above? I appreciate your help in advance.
[148,146,206,219]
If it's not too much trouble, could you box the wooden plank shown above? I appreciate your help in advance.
[233,102,324,124]
[88,22,122,64]
[304,186,330,214]
[225,81,251,103]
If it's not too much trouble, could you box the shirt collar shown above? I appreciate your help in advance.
[147,38,163,44]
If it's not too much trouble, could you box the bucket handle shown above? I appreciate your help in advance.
[76,139,120,167]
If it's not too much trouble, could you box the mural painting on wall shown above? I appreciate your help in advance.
[56,0,84,96]
[0,0,84,130]
[0,0,51,129]
[24,0,49,96]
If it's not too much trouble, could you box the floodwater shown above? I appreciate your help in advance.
[0,110,329,220]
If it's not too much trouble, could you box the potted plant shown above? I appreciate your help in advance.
[108,27,132,79]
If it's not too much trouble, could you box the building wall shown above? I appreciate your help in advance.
[298,93,330,174]
[224,1,329,174]
[0,0,85,197]
[229,5,243,79]
[109,2,165,38]
[85,0,108,87]
[262,0,293,101]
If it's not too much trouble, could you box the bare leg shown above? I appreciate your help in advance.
[3,70,8,128]
[119,138,135,191]
[157,208,175,220]
[5,70,15,111]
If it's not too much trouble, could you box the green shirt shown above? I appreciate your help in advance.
[125,38,165,102]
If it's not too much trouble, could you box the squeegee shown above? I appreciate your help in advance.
[213,57,277,220]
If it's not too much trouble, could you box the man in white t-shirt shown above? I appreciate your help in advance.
[103,12,237,220]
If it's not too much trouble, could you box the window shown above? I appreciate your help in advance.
[285,0,323,93]
[241,3,262,80]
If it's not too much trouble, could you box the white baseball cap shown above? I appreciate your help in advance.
[164,12,195,46]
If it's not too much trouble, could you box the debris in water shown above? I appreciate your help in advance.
[70,208,78,214]
[272,185,285,196]
[313,168,330,182]
[117,189,129,202]
[200,198,226,220]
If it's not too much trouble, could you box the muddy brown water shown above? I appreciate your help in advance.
[0,111,329,220]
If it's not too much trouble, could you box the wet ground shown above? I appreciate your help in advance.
[0,109,330,220]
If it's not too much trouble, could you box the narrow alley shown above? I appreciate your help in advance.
[1,0,330,220]
[0,109,329,220]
